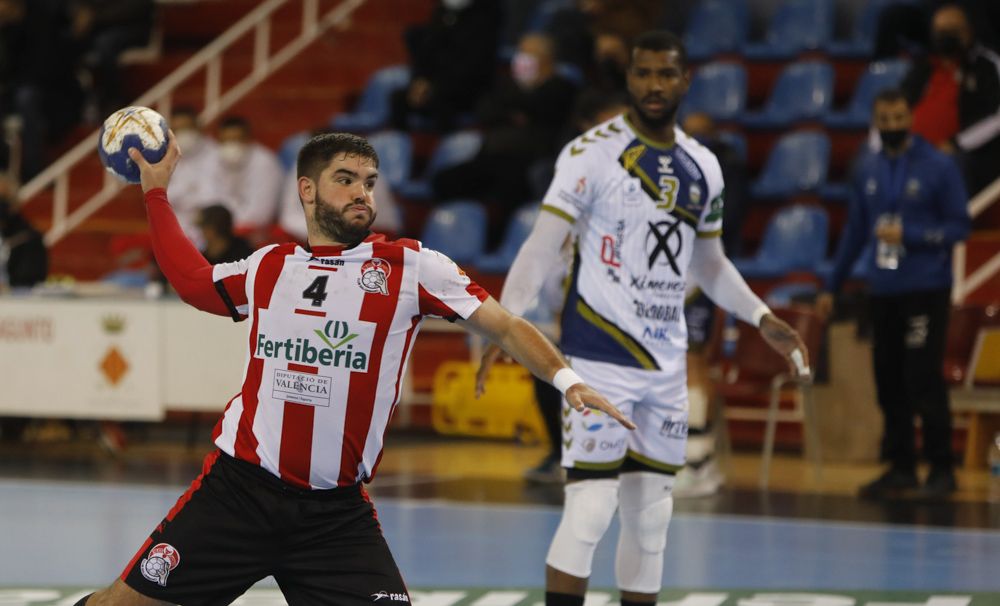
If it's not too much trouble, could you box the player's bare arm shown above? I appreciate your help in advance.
[463,297,636,430]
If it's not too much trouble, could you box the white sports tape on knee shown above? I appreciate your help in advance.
[615,472,674,593]
[687,385,709,429]
[545,479,619,578]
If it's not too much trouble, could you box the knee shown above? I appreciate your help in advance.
[618,472,674,553]
[546,478,619,577]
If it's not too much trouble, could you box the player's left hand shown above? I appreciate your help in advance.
[128,129,181,193]
[565,383,637,430]
[759,313,812,382]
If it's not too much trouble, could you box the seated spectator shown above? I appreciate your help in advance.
[682,112,748,256]
[196,204,254,265]
[69,0,154,116]
[432,33,577,242]
[901,4,1000,194]
[166,107,225,245]
[0,175,46,288]
[390,0,501,132]
[214,116,284,241]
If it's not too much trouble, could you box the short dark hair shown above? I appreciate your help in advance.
[197,204,234,234]
[219,115,251,132]
[296,132,379,181]
[631,30,687,69]
[873,88,910,108]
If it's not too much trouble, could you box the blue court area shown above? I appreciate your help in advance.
[2,479,998,593]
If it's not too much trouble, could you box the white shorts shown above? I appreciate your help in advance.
[561,355,689,473]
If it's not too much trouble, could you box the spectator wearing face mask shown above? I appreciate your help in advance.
[213,116,284,240]
[166,107,226,244]
[432,32,577,243]
[901,4,1000,194]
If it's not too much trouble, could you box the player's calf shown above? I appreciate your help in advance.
[615,471,675,596]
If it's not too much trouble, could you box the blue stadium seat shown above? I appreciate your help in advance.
[277,131,310,171]
[330,65,411,133]
[475,204,539,273]
[824,60,910,129]
[742,61,834,128]
[716,131,747,163]
[397,131,483,200]
[680,62,747,122]
[733,205,830,279]
[684,0,749,62]
[827,0,916,58]
[420,200,488,264]
[366,130,413,190]
[743,0,834,60]
[751,131,830,199]
[765,281,820,307]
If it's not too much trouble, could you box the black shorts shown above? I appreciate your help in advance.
[121,450,409,606]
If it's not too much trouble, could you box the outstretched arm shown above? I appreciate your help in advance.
[689,236,811,379]
[129,138,240,316]
[463,297,635,430]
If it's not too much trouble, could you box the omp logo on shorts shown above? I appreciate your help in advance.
[140,543,180,587]
[358,258,391,295]
[256,320,371,372]
[371,591,409,602]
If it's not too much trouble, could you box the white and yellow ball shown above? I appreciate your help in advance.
[98,106,169,184]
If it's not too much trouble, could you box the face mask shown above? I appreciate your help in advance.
[441,0,471,10]
[932,31,964,56]
[879,128,909,150]
[511,52,540,89]
[174,129,202,153]
[218,141,248,167]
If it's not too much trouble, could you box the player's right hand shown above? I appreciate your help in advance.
[566,383,636,430]
[128,129,182,193]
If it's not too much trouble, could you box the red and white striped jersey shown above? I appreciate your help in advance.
[207,234,487,489]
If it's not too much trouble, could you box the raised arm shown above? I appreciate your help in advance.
[129,139,242,317]
[463,297,635,430]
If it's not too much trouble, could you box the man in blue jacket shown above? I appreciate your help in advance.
[817,88,970,499]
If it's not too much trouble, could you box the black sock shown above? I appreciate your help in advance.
[546,591,585,606]
[621,600,656,606]
[73,594,93,606]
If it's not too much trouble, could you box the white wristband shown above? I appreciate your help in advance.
[552,368,584,394]
[751,304,771,327]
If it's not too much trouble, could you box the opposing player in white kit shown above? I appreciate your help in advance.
[478,31,811,606]
[76,132,634,606]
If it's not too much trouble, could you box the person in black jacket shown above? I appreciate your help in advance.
[0,177,47,288]
[901,4,1000,195]
[432,32,578,244]
[389,0,500,133]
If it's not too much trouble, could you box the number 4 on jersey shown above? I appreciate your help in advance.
[302,276,329,307]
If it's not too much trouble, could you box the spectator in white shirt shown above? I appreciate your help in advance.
[215,115,284,240]
[166,107,225,244]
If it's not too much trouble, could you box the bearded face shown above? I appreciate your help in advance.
[312,190,376,246]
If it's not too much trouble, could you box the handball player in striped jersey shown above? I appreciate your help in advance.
[76,132,633,606]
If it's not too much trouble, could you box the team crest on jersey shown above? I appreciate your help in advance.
[358,258,391,295]
[140,543,180,587]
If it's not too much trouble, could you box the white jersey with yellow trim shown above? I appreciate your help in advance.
[542,113,725,371]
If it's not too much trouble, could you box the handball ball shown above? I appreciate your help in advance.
[98,106,169,184]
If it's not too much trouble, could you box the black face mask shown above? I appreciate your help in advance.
[879,129,909,151]
[933,32,964,56]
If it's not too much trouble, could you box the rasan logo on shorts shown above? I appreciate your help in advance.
[256,320,372,371]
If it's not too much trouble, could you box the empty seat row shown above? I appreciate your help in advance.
[686,0,918,61]
[680,59,909,129]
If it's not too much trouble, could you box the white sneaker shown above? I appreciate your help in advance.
[672,458,724,498]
